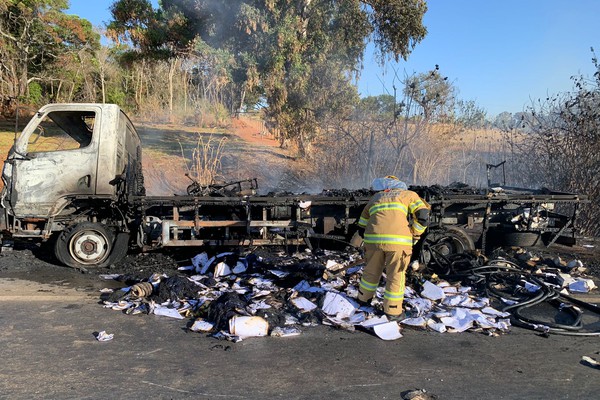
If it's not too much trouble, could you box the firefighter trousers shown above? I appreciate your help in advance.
[357,245,411,316]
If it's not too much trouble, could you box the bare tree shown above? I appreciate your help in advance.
[504,51,600,235]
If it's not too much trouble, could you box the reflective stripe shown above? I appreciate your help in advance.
[358,217,368,227]
[369,202,408,216]
[384,290,404,300]
[363,234,413,246]
[409,200,425,213]
[359,278,378,292]
[412,221,426,234]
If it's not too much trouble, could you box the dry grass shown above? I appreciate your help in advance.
[0,115,513,195]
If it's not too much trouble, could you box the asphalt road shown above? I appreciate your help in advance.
[1,247,599,399]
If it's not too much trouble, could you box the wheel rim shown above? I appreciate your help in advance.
[434,235,469,255]
[69,229,111,265]
[421,228,475,274]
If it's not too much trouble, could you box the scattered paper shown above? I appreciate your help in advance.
[421,281,445,301]
[269,269,289,278]
[325,259,344,271]
[293,280,319,292]
[373,321,403,340]
[232,261,247,274]
[214,262,232,278]
[557,273,576,288]
[291,296,318,312]
[440,309,475,332]
[581,356,600,369]
[271,326,302,337]
[99,274,121,280]
[95,331,114,341]
[404,297,433,316]
[153,305,185,319]
[523,281,541,293]
[569,278,597,293]
[481,307,511,318]
[248,300,272,313]
[321,292,356,318]
[190,319,214,332]
[426,320,447,333]
[191,252,210,272]
[401,317,427,327]
[359,315,389,328]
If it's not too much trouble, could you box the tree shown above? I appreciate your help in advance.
[509,50,600,235]
[0,0,99,102]
[106,0,428,156]
[403,65,454,120]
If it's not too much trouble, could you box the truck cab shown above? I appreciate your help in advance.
[1,103,144,267]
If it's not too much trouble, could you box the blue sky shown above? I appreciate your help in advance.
[67,0,600,117]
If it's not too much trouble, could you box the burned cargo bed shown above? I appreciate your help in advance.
[414,185,588,250]
[133,193,371,248]
[132,184,588,255]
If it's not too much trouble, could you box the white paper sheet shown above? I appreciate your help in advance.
[291,296,318,312]
[401,317,427,327]
[271,326,302,337]
[153,305,185,319]
[232,261,247,274]
[190,319,214,332]
[421,281,445,300]
[373,321,403,340]
[214,262,232,277]
[359,315,389,328]
[426,320,447,333]
[95,331,114,341]
[569,278,597,293]
[191,252,209,272]
[321,292,356,318]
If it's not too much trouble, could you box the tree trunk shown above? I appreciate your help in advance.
[168,57,178,121]
[239,86,246,115]
[364,131,375,185]
[183,69,188,112]
[100,64,106,104]
[18,63,28,98]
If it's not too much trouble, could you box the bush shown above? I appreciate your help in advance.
[27,81,43,104]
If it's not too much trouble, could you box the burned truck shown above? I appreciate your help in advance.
[0,104,588,269]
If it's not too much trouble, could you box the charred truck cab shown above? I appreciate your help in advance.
[0,104,589,269]
[0,103,144,267]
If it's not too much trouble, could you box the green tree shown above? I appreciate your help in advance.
[107,0,428,157]
[404,65,454,120]
[356,94,398,120]
[0,0,99,102]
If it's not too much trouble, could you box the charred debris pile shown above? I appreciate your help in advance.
[100,244,600,341]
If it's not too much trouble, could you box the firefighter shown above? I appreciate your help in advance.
[356,176,430,320]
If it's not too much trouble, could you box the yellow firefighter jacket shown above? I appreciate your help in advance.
[357,188,430,251]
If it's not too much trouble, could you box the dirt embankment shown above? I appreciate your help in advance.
[138,116,317,196]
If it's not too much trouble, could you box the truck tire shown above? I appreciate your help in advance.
[54,222,114,268]
[421,226,476,275]
[425,226,475,256]
[106,232,130,265]
[502,231,542,247]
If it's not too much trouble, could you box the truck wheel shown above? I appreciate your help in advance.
[54,222,113,268]
[425,226,475,256]
[421,227,475,274]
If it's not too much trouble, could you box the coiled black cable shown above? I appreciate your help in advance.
[431,253,600,336]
